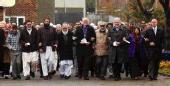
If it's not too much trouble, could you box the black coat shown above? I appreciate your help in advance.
[107,27,127,64]
[57,31,73,60]
[19,28,38,52]
[0,29,5,46]
[75,25,96,57]
[37,26,57,52]
[144,27,165,60]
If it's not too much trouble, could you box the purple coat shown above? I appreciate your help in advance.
[128,34,147,58]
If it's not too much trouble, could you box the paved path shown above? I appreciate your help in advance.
[0,75,169,86]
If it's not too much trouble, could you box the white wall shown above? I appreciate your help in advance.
[55,0,85,8]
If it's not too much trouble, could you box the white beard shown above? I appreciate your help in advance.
[62,30,68,35]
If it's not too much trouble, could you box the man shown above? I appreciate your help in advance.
[95,21,109,80]
[144,19,165,80]
[75,18,96,80]
[58,23,74,79]
[20,20,38,80]
[0,21,5,74]
[7,25,21,80]
[107,17,127,81]
[38,18,57,80]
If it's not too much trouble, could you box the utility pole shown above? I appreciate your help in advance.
[64,0,67,13]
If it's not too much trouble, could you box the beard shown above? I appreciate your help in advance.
[44,24,50,28]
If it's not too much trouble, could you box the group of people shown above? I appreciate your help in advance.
[0,17,165,81]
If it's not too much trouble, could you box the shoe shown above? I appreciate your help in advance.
[25,76,30,80]
[109,75,114,79]
[12,77,17,80]
[78,75,82,79]
[48,74,52,80]
[64,76,71,79]
[4,75,10,79]
[149,76,153,80]
[99,76,106,80]
[144,74,147,77]
[17,75,21,79]
[60,75,65,79]
[43,76,48,80]
[30,72,35,78]
[114,77,121,81]
[50,70,56,75]
[75,74,78,77]
[84,77,89,80]
[153,78,158,80]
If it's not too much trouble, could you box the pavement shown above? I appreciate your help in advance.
[0,73,169,86]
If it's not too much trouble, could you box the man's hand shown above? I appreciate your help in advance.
[91,37,95,41]
[38,42,42,47]
[113,41,120,46]
[144,38,149,42]
[25,43,30,47]
[149,42,155,46]
[162,49,165,52]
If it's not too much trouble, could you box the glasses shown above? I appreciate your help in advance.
[100,25,105,27]
[26,24,32,26]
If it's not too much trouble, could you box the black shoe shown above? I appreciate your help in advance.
[64,76,71,79]
[60,75,65,79]
[17,75,21,79]
[75,74,78,77]
[25,76,30,80]
[78,75,82,79]
[12,77,18,80]
[43,76,48,80]
[114,77,121,81]
[30,72,35,78]
[126,72,129,77]
[48,74,52,80]
[84,77,89,80]
[109,75,114,79]
[99,76,106,80]
[144,74,147,77]
[50,70,56,75]
[149,76,153,80]
[153,78,157,80]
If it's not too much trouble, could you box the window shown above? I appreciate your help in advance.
[5,16,25,26]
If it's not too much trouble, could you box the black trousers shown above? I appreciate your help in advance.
[0,47,4,71]
[112,55,122,79]
[148,48,161,79]
[96,55,108,77]
[77,55,90,78]
[3,63,10,75]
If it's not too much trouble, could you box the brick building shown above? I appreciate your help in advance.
[1,0,55,26]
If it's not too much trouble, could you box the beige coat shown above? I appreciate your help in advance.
[95,29,109,56]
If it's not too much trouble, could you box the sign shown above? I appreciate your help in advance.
[0,0,15,7]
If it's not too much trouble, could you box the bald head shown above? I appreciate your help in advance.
[151,19,158,27]
[113,17,121,28]
[82,18,90,26]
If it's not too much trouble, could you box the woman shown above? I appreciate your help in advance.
[128,27,146,80]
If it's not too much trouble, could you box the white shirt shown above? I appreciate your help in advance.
[27,28,32,35]
[153,26,157,35]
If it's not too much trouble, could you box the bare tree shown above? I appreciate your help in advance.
[136,0,155,20]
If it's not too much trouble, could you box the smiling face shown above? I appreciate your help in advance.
[82,18,90,26]
[113,17,121,28]
[151,19,158,27]
[26,22,32,29]
[62,23,68,32]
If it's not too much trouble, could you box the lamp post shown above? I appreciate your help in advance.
[64,0,67,13]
